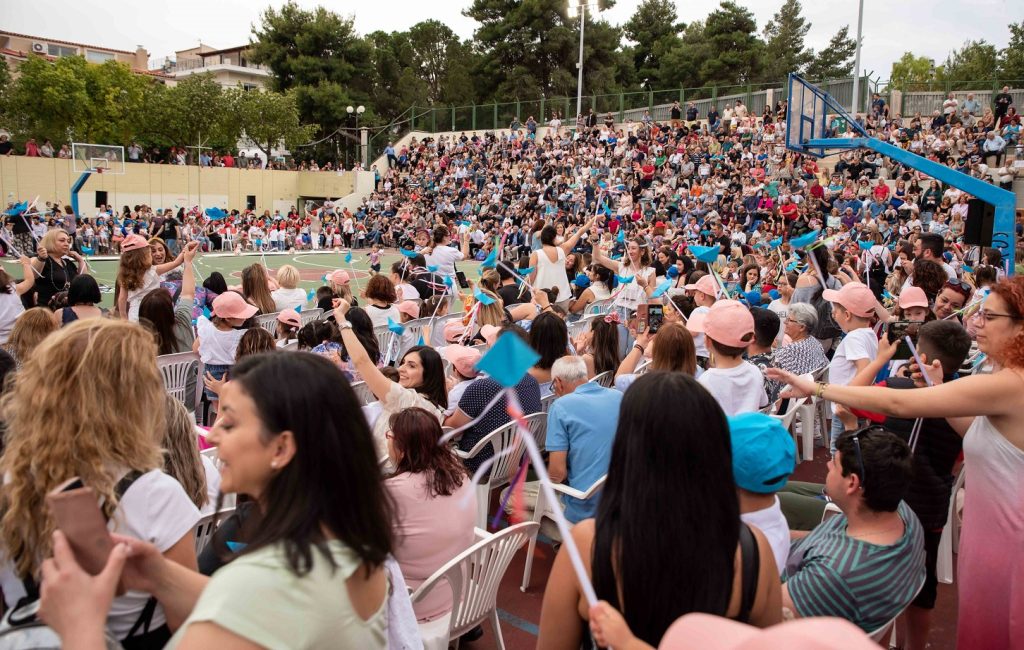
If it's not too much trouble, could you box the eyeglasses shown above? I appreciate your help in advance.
[972,309,1022,325]
[850,433,868,490]
[945,279,972,295]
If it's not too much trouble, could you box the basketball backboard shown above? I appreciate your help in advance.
[71,143,126,175]
[785,74,867,158]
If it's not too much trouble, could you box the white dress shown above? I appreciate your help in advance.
[534,246,571,304]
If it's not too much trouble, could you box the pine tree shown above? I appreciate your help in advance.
[761,0,812,82]
[805,25,857,82]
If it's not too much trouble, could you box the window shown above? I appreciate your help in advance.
[86,50,116,64]
[242,83,258,92]
[47,44,78,58]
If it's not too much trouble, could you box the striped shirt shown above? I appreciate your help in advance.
[782,501,925,632]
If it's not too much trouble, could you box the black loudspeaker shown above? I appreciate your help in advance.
[94,190,108,208]
[246,195,256,210]
[963,199,995,246]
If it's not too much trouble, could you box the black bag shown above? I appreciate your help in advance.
[809,284,844,341]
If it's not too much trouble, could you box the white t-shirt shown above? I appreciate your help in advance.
[767,298,788,345]
[828,327,878,413]
[698,361,768,415]
[126,268,161,322]
[425,245,464,278]
[741,497,790,575]
[690,305,710,359]
[196,317,246,365]
[271,287,307,312]
[0,285,25,344]
[0,469,200,639]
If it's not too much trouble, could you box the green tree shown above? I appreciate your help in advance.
[999,21,1024,81]
[695,1,763,88]
[622,0,683,87]
[889,52,936,91]
[228,88,316,159]
[4,55,91,144]
[761,0,812,82]
[805,25,857,82]
[406,20,476,105]
[657,21,708,90]
[80,60,154,145]
[250,0,375,159]
[937,40,999,89]
[140,74,237,153]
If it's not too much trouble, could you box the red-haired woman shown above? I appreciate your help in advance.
[384,407,476,622]
[768,276,1024,650]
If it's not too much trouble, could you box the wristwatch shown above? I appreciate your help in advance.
[337,320,353,330]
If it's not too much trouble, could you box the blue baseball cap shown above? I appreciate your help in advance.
[741,290,763,307]
[727,413,796,494]
[573,275,591,289]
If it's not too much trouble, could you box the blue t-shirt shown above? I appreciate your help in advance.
[546,383,623,523]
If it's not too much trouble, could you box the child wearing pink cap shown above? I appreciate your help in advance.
[195,292,257,403]
[116,235,197,321]
[821,282,880,449]
[688,300,768,415]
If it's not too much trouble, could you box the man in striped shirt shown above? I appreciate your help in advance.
[781,428,926,633]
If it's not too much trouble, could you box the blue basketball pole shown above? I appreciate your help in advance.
[70,171,93,220]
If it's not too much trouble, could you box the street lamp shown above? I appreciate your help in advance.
[567,1,601,125]
[850,0,864,116]
[347,105,365,169]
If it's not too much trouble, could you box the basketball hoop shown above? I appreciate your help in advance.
[94,167,104,175]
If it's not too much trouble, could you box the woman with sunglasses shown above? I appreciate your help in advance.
[767,276,1024,650]
[932,279,971,321]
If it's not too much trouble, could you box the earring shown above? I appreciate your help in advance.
[270,461,278,469]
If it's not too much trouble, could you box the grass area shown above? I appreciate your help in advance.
[2,249,482,310]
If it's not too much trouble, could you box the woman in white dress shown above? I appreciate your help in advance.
[591,232,657,315]
[529,216,597,308]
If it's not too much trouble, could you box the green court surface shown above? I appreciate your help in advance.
[3,249,483,310]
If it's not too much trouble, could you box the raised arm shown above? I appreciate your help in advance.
[179,244,197,306]
[560,216,597,253]
[14,256,35,295]
[333,299,393,402]
[155,242,199,276]
[589,234,621,273]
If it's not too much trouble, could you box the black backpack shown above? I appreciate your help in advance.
[808,283,844,341]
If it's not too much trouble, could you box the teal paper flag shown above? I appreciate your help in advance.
[768,237,782,249]
[650,279,672,298]
[205,207,228,221]
[427,264,439,273]
[399,247,418,258]
[345,250,353,263]
[615,274,635,285]
[858,240,874,250]
[476,333,540,387]
[473,288,496,305]
[688,244,720,263]
[616,229,625,243]
[480,247,498,269]
[387,317,405,335]
[5,201,28,216]
[789,229,821,250]
[517,267,535,275]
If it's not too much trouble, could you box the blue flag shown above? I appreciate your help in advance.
[789,229,821,250]
[476,333,540,388]
[650,279,672,298]
[80,246,94,255]
[615,274,635,285]
[666,265,680,279]
[345,250,353,263]
[443,275,454,287]
[205,207,228,221]
[399,247,418,258]
[768,237,783,249]
[616,228,625,243]
[5,201,28,216]
[688,244,720,263]
[473,288,496,305]
[786,261,800,272]
[517,267,535,275]
[387,317,405,335]
[480,247,498,269]
[858,240,874,250]
[427,264,439,273]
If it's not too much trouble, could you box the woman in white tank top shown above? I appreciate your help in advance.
[529,217,597,306]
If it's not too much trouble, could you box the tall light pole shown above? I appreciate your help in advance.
[850,0,865,116]
[568,1,600,124]
[346,104,365,169]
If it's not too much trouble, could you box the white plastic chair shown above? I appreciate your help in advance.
[349,380,378,406]
[867,584,923,646]
[428,313,462,348]
[540,392,558,414]
[281,340,298,351]
[374,325,400,365]
[771,396,808,460]
[255,312,280,335]
[520,475,606,592]
[412,522,538,650]
[567,314,597,341]
[585,297,614,316]
[523,412,548,451]
[795,366,828,459]
[937,467,966,584]
[157,352,203,417]
[821,501,843,523]
[194,505,237,554]
[589,370,614,388]
[456,421,528,529]
[298,308,323,326]
[397,317,432,357]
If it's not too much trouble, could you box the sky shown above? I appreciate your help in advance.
[3,0,1021,85]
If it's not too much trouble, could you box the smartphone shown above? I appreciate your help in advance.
[46,479,113,576]
[646,304,665,333]
[887,320,923,360]
[636,304,649,334]
[455,271,470,289]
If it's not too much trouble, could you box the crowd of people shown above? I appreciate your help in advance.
[0,92,1021,650]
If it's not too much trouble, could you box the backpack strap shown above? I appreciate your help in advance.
[736,523,761,624]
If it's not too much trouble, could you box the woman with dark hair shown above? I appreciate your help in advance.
[615,322,698,391]
[529,311,569,394]
[384,407,476,622]
[39,352,395,649]
[139,245,197,356]
[577,317,621,378]
[569,265,613,315]
[333,299,446,470]
[59,275,105,325]
[911,259,947,304]
[364,274,400,328]
[241,263,276,314]
[538,372,781,648]
[530,216,598,308]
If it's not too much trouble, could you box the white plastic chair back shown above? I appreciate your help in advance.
[456,421,528,528]
[298,308,323,326]
[374,325,400,365]
[428,313,462,348]
[520,475,606,592]
[398,317,432,357]
[821,501,843,523]
[157,352,203,415]
[411,522,538,650]
[567,315,597,341]
[586,298,614,316]
[281,340,298,351]
[540,393,558,414]
[349,380,378,406]
[937,467,966,584]
[193,506,237,554]
[589,371,614,388]
[635,359,651,375]
[200,446,220,469]
[523,412,548,451]
[255,312,280,335]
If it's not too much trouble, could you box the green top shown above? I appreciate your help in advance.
[167,540,387,649]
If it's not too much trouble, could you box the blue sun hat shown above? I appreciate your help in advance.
[727,412,796,494]
[573,275,592,289]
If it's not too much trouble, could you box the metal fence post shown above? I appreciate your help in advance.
[493,103,498,130]
[540,96,545,122]
[451,106,455,132]
[431,107,436,133]
[618,92,624,122]
[516,98,520,121]
[565,97,570,120]
[472,103,476,130]
[711,85,718,110]
[648,89,653,112]
[410,105,415,131]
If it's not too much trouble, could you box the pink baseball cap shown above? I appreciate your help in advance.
[212,292,258,320]
[898,286,929,310]
[480,324,501,347]
[397,301,420,320]
[659,613,879,650]
[121,234,149,252]
[684,274,719,298]
[277,308,300,329]
[443,319,466,343]
[686,300,754,347]
[329,270,350,286]
[444,344,482,379]
[822,282,881,318]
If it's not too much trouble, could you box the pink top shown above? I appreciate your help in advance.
[385,472,477,621]
[957,416,1024,649]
